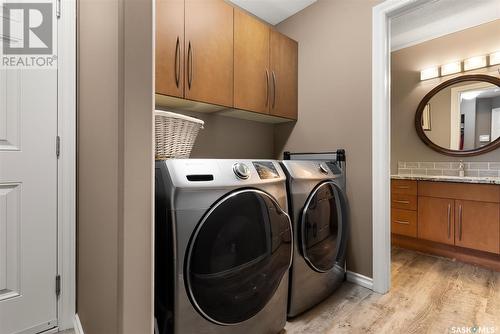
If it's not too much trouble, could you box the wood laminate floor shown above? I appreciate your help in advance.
[285,247,500,333]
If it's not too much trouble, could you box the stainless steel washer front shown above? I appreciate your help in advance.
[281,158,349,318]
[155,159,292,334]
[185,189,292,325]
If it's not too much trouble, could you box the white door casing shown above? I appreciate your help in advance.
[56,0,77,329]
[0,4,59,334]
[491,108,500,141]
[372,0,431,295]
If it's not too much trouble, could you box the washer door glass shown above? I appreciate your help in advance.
[186,189,292,325]
[301,181,346,272]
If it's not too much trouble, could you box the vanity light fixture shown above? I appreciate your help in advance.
[490,51,500,66]
[420,67,439,81]
[421,52,498,81]
[463,55,487,71]
[440,61,461,76]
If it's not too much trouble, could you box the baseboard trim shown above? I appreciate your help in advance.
[346,271,374,290]
[71,273,372,334]
[74,314,84,334]
[393,234,500,271]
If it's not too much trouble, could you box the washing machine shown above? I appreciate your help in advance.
[155,159,293,334]
[281,150,349,317]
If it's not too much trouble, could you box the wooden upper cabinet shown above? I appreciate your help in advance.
[270,30,298,120]
[184,0,233,107]
[155,0,298,120]
[455,200,500,254]
[234,10,270,114]
[418,196,455,245]
[156,0,184,98]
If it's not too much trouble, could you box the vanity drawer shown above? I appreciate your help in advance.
[391,179,417,195]
[391,208,417,238]
[391,194,417,211]
[418,181,500,203]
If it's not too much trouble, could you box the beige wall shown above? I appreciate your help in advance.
[78,0,153,333]
[177,112,275,159]
[275,0,380,278]
[391,20,500,173]
[78,0,120,332]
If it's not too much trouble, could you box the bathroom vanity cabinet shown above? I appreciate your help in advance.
[391,178,500,270]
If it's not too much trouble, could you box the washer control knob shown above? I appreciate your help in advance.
[319,162,329,174]
[233,163,250,180]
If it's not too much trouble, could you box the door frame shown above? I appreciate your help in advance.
[372,0,496,294]
[371,0,430,294]
[57,0,77,330]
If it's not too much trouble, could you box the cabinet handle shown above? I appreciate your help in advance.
[187,41,193,89]
[395,185,410,189]
[394,220,410,225]
[265,69,269,107]
[458,204,463,241]
[447,203,451,239]
[272,71,277,109]
[394,200,410,204]
[174,36,180,88]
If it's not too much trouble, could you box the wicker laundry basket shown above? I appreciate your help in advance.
[154,110,204,160]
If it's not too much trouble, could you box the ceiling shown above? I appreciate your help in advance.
[475,87,500,99]
[228,0,317,25]
[391,0,500,51]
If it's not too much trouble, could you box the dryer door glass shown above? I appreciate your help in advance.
[301,181,347,272]
[186,189,292,325]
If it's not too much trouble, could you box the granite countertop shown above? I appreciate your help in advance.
[391,174,500,185]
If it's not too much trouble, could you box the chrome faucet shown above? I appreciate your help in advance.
[458,160,465,177]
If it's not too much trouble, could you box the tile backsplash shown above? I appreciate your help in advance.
[397,161,500,177]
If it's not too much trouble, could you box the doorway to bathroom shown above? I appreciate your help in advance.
[372,0,500,294]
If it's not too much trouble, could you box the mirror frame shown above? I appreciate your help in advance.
[415,74,500,157]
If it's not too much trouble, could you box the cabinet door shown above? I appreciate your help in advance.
[455,200,500,254]
[185,0,233,107]
[156,0,184,98]
[392,208,417,237]
[418,196,454,245]
[392,179,417,195]
[234,10,270,114]
[391,194,417,211]
[270,30,298,120]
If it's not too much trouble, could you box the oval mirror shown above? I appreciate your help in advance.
[415,74,500,156]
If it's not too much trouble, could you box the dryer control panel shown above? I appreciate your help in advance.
[253,161,280,179]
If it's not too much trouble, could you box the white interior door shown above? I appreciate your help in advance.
[0,16,58,334]
[491,108,500,142]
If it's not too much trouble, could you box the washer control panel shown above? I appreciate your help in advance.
[232,162,251,180]
[253,161,279,179]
